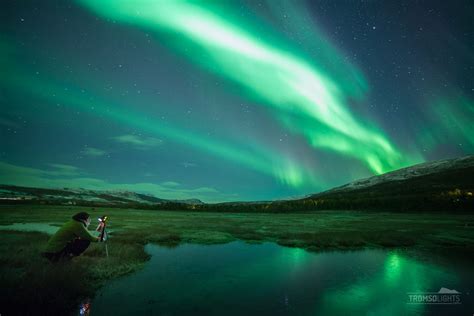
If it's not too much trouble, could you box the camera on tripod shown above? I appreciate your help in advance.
[96,216,108,242]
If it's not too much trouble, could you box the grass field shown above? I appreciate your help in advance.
[1,205,473,315]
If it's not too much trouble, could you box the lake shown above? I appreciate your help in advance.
[90,241,473,315]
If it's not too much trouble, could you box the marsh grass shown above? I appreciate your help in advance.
[0,230,149,315]
[0,205,473,314]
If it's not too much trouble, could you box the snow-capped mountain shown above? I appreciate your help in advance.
[318,155,474,195]
[0,185,203,206]
[293,155,474,211]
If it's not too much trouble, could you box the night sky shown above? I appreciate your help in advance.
[1,0,473,202]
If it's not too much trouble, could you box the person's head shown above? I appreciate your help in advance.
[72,212,91,227]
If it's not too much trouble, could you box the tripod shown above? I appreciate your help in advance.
[96,216,109,258]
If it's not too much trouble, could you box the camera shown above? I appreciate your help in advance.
[96,215,108,242]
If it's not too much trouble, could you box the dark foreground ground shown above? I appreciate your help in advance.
[0,205,473,315]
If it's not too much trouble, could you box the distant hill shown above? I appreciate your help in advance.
[195,155,474,212]
[1,155,473,212]
[0,185,203,207]
[315,155,474,195]
[294,155,474,211]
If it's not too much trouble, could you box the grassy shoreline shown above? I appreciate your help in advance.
[1,205,473,315]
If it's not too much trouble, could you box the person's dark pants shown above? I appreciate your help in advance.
[42,238,91,262]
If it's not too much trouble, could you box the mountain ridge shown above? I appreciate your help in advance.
[313,155,474,196]
[0,185,203,206]
[1,155,473,211]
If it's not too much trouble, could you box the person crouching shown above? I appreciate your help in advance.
[42,212,100,262]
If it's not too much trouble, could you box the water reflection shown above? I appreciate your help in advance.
[318,252,456,315]
[91,242,472,315]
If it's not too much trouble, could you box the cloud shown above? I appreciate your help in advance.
[47,164,81,176]
[0,161,233,202]
[82,147,107,157]
[112,134,163,149]
[161,181,180,187]
[181,162,197,168]
[191,187,218,193]
[0,161,81,179]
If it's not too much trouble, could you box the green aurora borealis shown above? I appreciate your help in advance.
[1,0,473,201]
